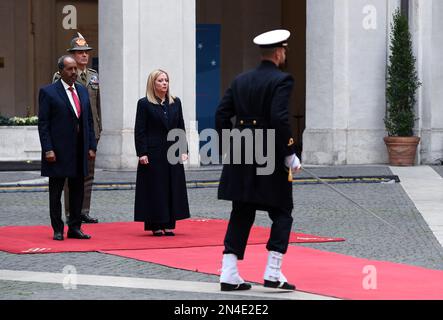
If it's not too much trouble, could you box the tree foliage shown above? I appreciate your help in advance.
[385,9,421,137]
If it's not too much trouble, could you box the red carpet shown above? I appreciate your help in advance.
[0,219,344,254]
[103,245,443,300]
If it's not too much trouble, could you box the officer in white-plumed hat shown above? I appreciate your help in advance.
[215,29,301,292]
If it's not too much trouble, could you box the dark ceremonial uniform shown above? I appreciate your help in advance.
[216,60,296,259]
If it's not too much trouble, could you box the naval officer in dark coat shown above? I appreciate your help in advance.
[216,30,301,291]
[38,55,97,241]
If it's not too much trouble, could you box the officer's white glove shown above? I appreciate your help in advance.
[285,154,301,170]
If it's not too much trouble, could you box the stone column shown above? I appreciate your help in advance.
[303,0,398,165]
[97,0,197,169]
[410,0,443,164]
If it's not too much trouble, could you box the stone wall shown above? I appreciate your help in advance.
[0,126,41,161]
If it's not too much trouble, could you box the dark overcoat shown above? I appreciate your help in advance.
[38,80,97,178]
[134,97,190,224]
[53,68,102,140]
[215,60,296,209]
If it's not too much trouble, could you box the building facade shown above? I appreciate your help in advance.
[303,0,443,165]
[0,0,442,167]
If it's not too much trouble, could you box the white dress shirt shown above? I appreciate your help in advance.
[61,79,80,118]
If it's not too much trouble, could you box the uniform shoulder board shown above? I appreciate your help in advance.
[88,68,98,74]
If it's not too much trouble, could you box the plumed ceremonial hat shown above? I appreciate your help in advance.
[67,32,93,52]
[253,29,291,48]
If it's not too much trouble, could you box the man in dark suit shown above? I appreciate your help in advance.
[216,30,301,291]
[38,55,97,241]
[53,33,102,224]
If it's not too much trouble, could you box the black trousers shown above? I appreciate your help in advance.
[223,201,293,260]
[64,139,98,216]
[49,176,84,233]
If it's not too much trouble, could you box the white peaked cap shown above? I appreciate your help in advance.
[253,29,291,48]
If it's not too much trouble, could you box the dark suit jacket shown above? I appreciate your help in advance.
[38,80,97,178]
[215,60,296,209]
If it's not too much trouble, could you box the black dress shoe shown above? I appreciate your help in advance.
[53,232,64,241]
[220,283,252,292]
[163,230,175,236]
[152,231,163,237]
[67,229,91,240]
[80,214,98,224]
[264,280,296,291]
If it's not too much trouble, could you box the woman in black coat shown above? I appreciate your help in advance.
[134,69,190,236]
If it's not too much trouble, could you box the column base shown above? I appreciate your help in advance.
[302,129,389,165]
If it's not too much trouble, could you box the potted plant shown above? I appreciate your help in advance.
[384,9,422,166]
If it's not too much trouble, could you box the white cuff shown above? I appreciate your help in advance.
[285,154,301,169]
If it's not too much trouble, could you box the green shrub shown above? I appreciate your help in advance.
[0,115,10,126]
[0,114,38,126]
[384,9,421,137]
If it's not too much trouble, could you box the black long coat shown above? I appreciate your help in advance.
[215,60,296,209]
[134,97,190,224]
[38,80,97,178]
